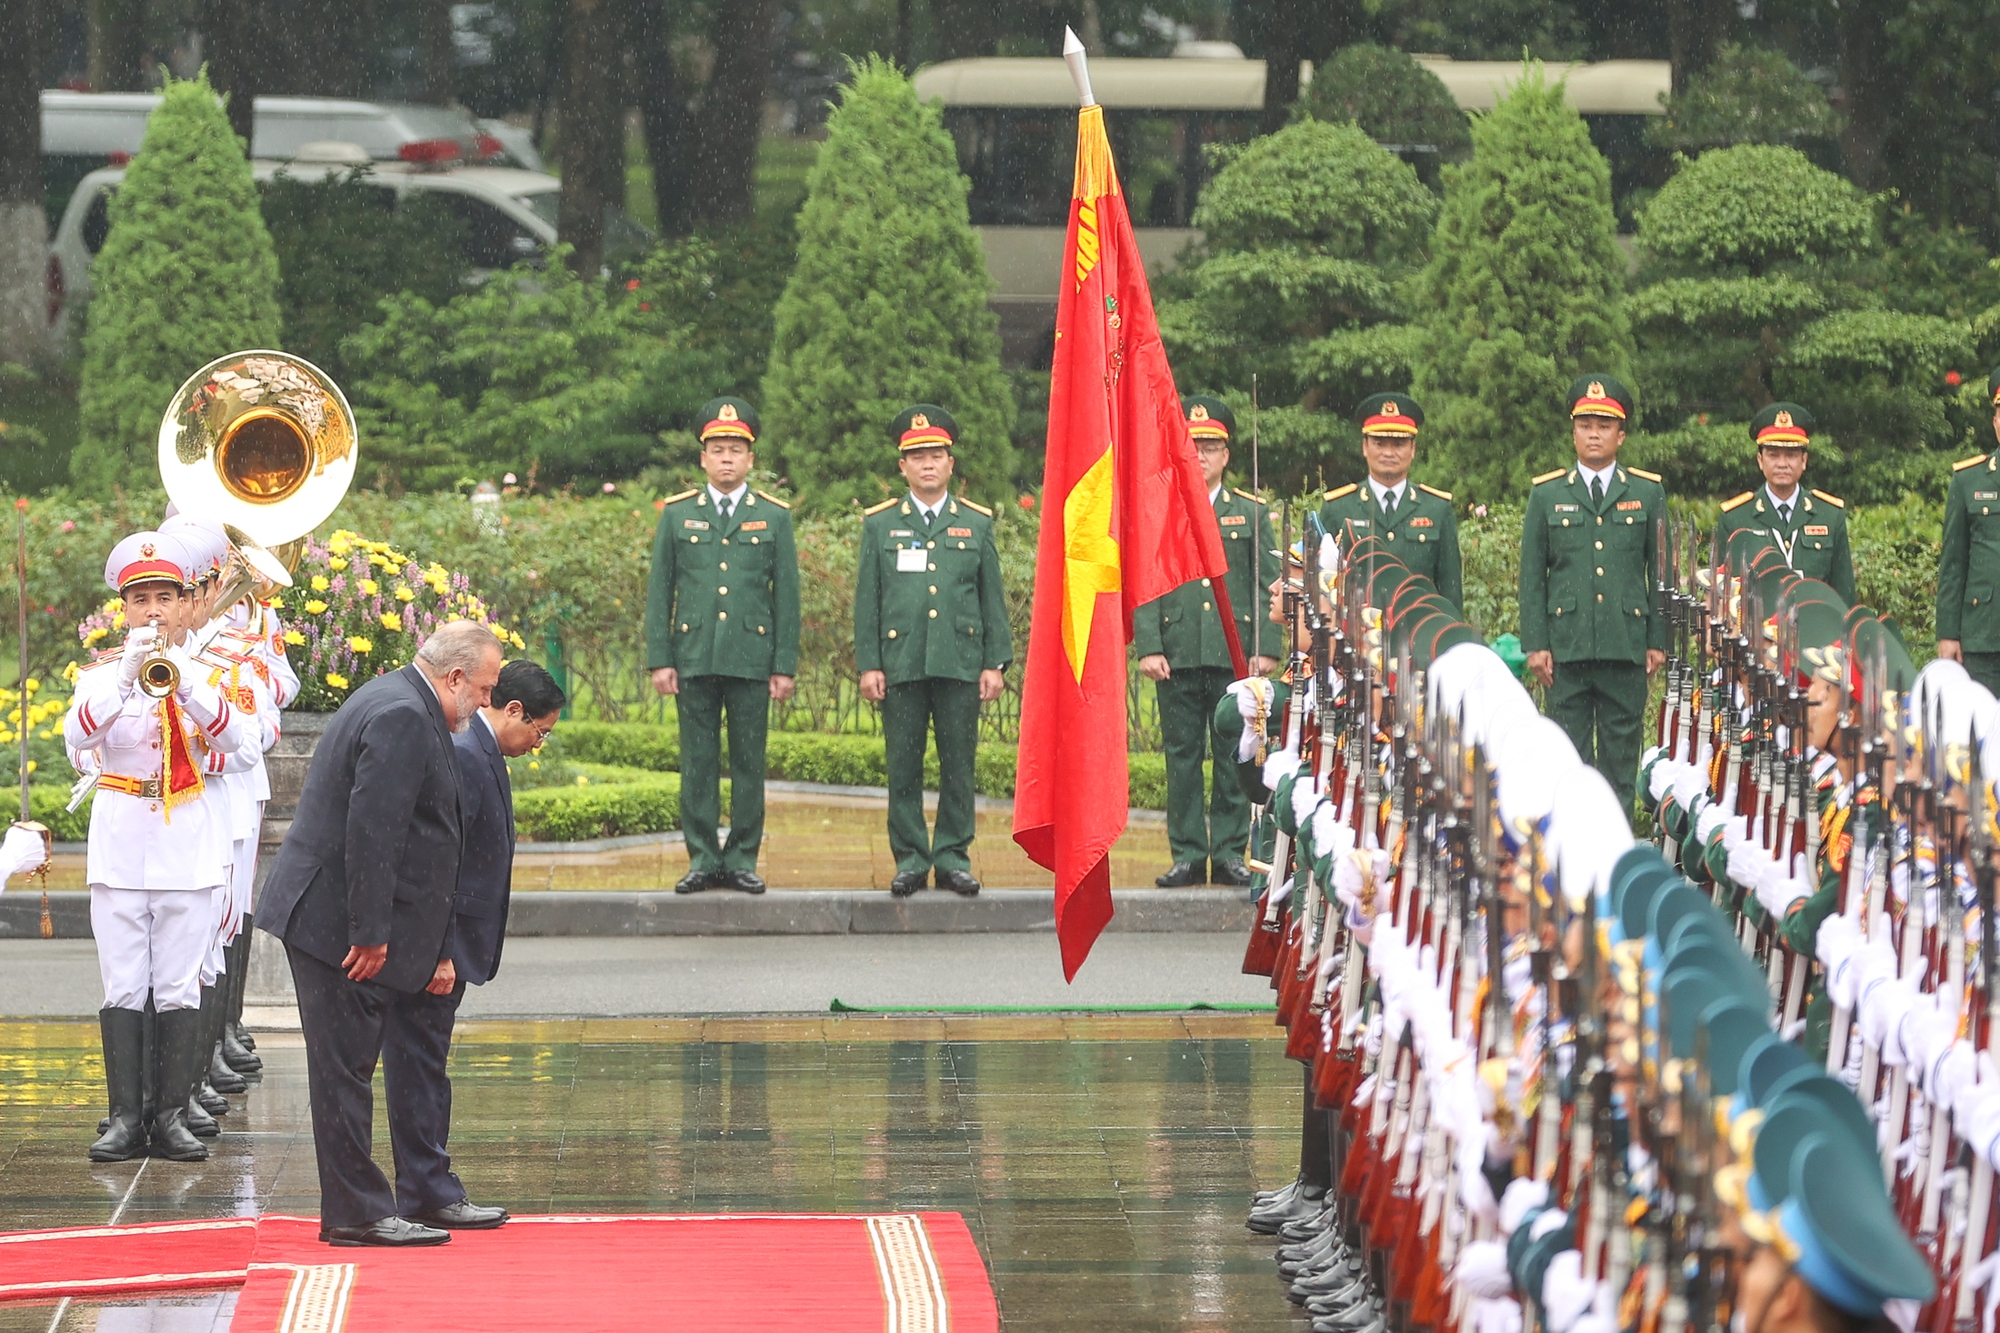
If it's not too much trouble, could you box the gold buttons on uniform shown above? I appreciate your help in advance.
[957,541,966,548]
[679,622,688,631]
[928,609,938,619]
[689,536,699,544]
[888,630,898,639]
[928,563,936,571]
[757,626,766,635]
[1201,578,1211,587]
[1595,567,1604,576]
[1561,519,1569,527]
[1597,593,1604,602]
[1387,532,1396,541]
[718,611,727,620]
[718,586,728,595]
[1597,516,1604,526]
[722,538,730,545]
[719,562,728,571]
[928,585,937,594]
[1594,540,1603,550]
[1202,601,1211,610]
[927,541,935,549]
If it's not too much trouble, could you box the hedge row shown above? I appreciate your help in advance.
[512,771,690,842]
[551,721,1175,810]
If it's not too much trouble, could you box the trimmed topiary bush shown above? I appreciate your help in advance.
[762,57,1014,512]
[75,71,282,493]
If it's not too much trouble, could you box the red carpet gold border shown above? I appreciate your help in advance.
[266,1263,357,1333]
[867,1214,952,1333]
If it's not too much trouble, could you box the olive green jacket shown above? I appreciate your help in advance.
[1938,452,2000,650]
[855,493,1012,686]
[1132,487,1276,669]
[1317,479,1462,608]
[644,487,801,679]
[1715,486,1854,605]
[1519,462,1669,665]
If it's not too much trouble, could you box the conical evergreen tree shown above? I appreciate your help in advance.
[75,71,281,493]
[1414,66,1632,500]
[762,57,1013,513]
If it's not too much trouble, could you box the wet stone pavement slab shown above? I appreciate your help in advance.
[0,1015,1309,1332]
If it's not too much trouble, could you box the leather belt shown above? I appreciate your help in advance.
[97,774,164,799]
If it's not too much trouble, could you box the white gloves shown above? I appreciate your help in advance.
[118,626,157,688]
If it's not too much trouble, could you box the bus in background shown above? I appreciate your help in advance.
[911,53,1672,366]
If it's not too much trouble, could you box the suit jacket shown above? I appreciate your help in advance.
[445,713,514,985]
[644,487,801,679]
[854,494,1012,686]
[1318,480,1463,609]
[256,664,464,994]
[1715,485,1854,605]
[1132,488,1275,669]
[1518,462,1669,665]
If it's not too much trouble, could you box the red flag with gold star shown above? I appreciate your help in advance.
[1012,99,1243,981]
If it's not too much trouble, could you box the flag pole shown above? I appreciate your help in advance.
[1063,26,1096,107]
[1250,373,1260,669]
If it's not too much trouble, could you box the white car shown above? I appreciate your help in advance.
[46,142,647,348]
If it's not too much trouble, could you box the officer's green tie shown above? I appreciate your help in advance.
[1381,488,1397,520]
[1777,502,1791,526]
[1590,476,1604,509]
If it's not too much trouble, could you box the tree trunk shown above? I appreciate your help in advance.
[0,0,46,367]
[1665,0,1730,95]
[630,0,691,235]
[688,0,775,226]
[1238,0,1357,134]
[558,0,623,273]
[202,0,264,149]
[893,0,912,69]
[420,0,456,105]
[1836,0,1893,190]
[87,0,147,93]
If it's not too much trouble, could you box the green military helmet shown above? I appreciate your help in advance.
[1567,373,1633,422]
[1745,1100,1829,1213]
[697,396,759,445]
[1355,391,1423,437]
[1852,617,1919,693]
[1661,966,1725,1059]
[1738,1034,1814,1112]
[1182,395,1235,442]
[1431,623,1483,658]
[1724,525,1780,576]
[1609,846,1671,921]
[1793,598,1851,685]
[1696,1000,1771,1099]
[1778,1134,1937,1312]
[892,403,959,451]
[1667,912,1772,1012]
[1751,401,1814,447]
[1763,1077,1877,1164]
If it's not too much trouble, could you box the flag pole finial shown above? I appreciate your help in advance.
[1063,26,1097,108]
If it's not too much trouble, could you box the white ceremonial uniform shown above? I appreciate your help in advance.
[195,632,279,957]
[65,650,246,1010]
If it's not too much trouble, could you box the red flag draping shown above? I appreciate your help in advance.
[1011,103,1245,981]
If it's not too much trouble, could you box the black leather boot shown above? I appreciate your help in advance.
[203,986,247,1093]
[230,919,256,1053]
[150,1008,209,1161]
[89,1008,149,1162]
[221,936,262,1073]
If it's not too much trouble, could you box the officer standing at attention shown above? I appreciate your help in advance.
[855,405,1011,898]
[1134,396,1276,888]
[1714,402,1854,604]
[1518,374,1668,813]
[1317,394,1461,607]
[1937,367,2000,695]
[646,397,801,896]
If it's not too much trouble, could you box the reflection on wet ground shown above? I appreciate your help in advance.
[0,1014,1305,1331]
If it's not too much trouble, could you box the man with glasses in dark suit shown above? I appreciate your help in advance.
[380,659,566,1234]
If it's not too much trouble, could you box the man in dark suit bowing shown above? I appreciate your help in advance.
[381,660,564,1231]
[257,620,501,1248]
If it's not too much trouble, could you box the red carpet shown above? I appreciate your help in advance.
[0,1213,999,1332]
[0,1217,258,1301]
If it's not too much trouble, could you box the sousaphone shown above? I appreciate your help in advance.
[158,349,357,611]
[139,351,358,695]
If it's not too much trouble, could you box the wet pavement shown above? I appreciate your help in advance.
[0,1014,1307,1332]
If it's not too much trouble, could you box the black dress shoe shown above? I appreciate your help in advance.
[209,1045,247,1093]
[320,1216,452,1247]
[1211,858,1254,887]
[719,870,766,894]
[1155,861,1205,887]
[890,870,928,897]
[937,869,980,896]
[674,870,713,895]
[409,1200,508,1229]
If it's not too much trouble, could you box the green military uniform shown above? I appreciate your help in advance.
[1713,402,1855,604]
[1518,375,1667,813]
[1937,369,2000,695]
[1316,393,1462,607]
[643,398,801,889]
[854,405,1012,893]
[1132,396,1274,884]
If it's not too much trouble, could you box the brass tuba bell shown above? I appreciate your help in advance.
[159,350,357,552]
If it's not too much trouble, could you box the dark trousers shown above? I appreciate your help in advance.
[1546,658,1648,814]
[382,977,469,1216]
[288,943,399,1228]
[1966,652,2000,699]
[677,674,769,873]
[883,677,979,875]
[1156,666,1248,867]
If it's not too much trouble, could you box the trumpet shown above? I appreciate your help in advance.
[132,621,179,700]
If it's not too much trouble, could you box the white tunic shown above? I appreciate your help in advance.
[64,654,246,891]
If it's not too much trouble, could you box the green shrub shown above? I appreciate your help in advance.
[1415,66,1633,501]
[512,772,685,841]
[545,720,680,771]
[28,784,91,842]
[762,57,1015,512]
[1294,44,1471,178]
[75,72,282,493]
